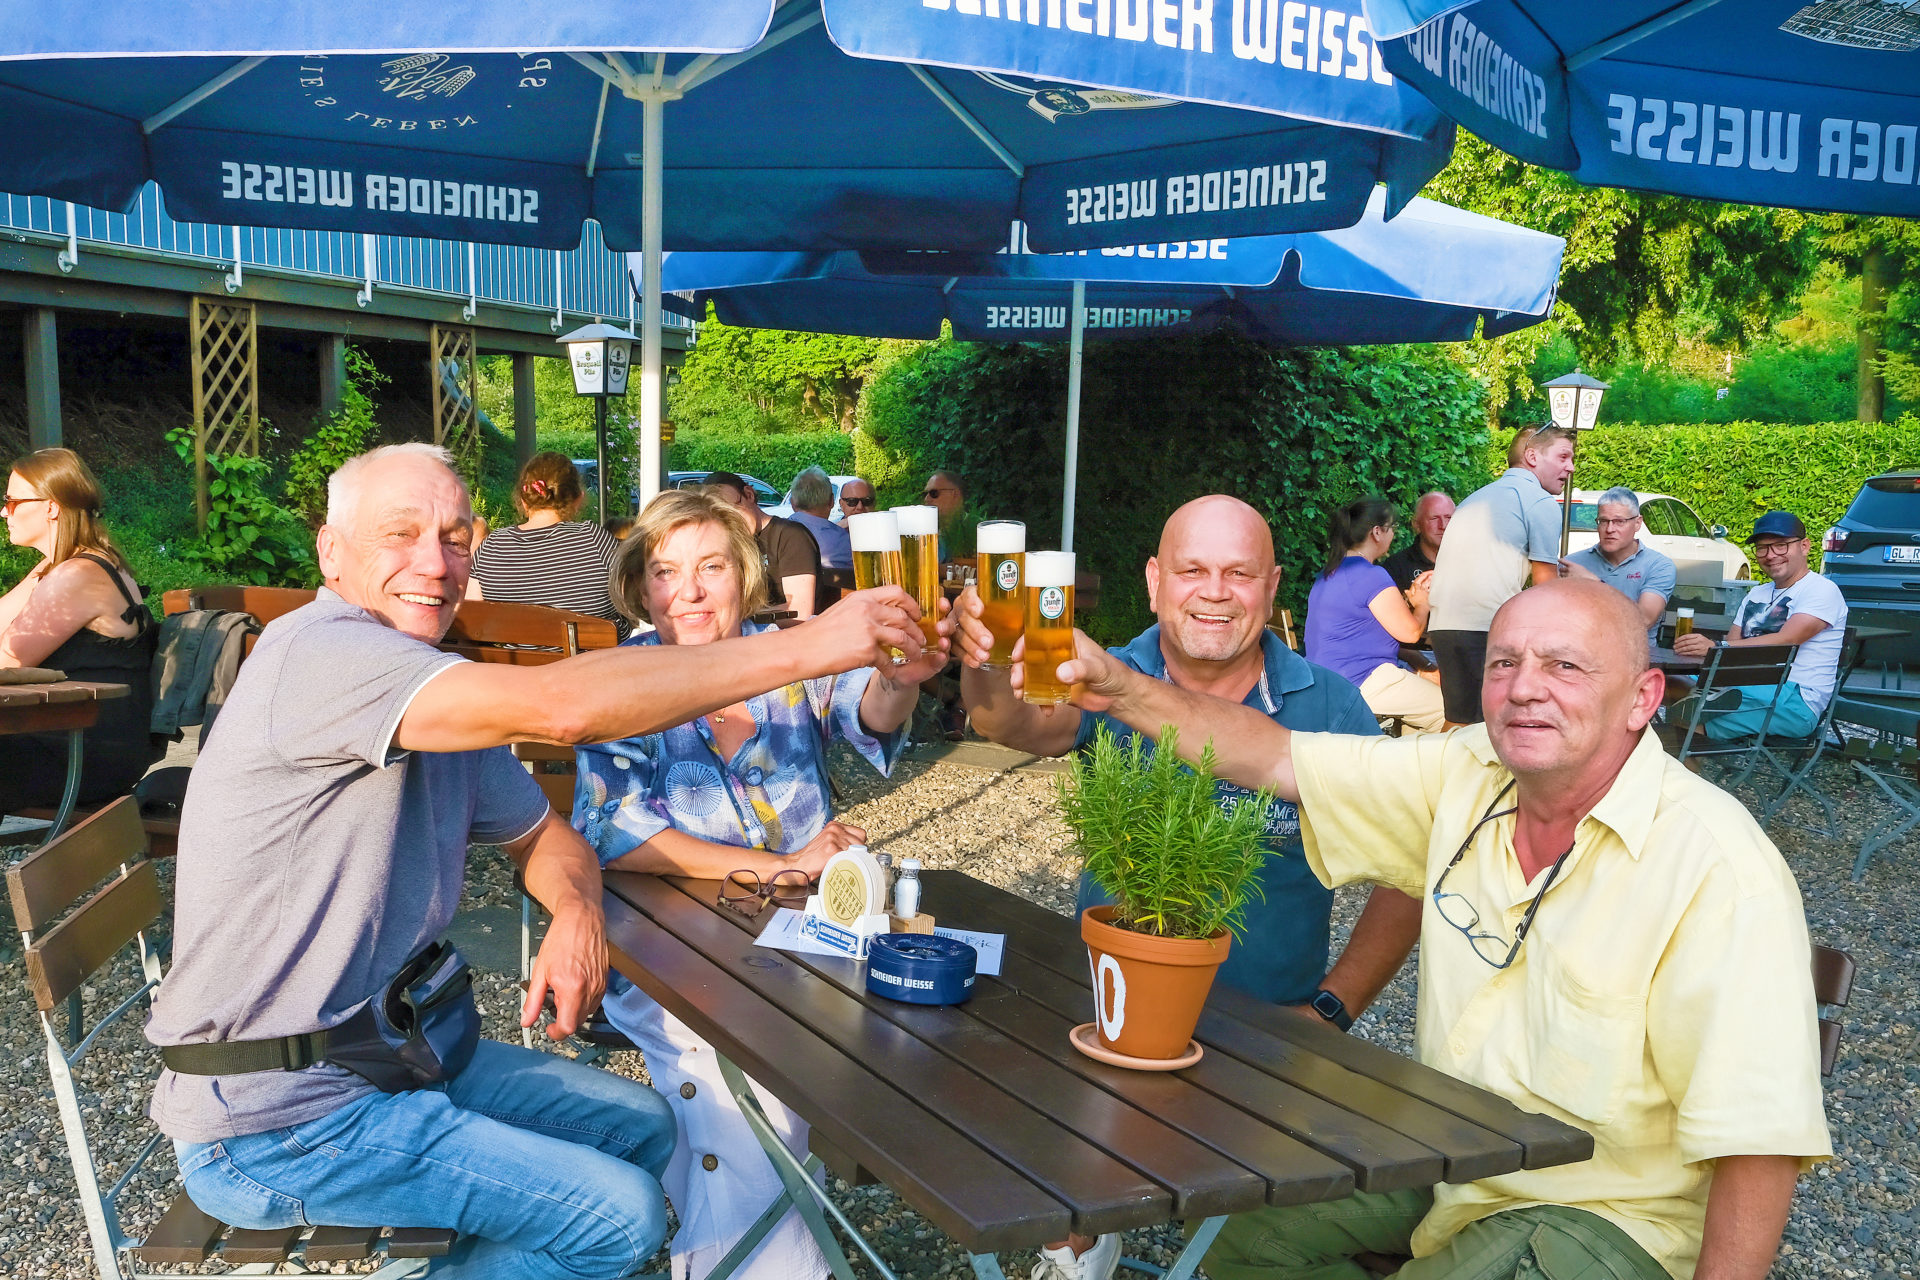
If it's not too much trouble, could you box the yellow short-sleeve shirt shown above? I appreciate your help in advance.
[1291,726,1831,1280]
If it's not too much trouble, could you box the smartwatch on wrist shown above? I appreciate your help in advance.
[1309,988,1353,1031]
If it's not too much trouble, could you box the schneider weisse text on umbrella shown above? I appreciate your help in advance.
[218,163,542,224]
[1604,100,1918,187]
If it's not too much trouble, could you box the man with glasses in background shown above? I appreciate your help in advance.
[1560,487,1675,636]
[835,476,877,524]
[1043,577,1829,1280]
[1671,509,1846,740]
[922,470,967,561]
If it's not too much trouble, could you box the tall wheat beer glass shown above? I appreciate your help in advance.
[976,519,1026,670]
[893,504,942,645]
[1022,551,1076,705]
[848,511,907,664]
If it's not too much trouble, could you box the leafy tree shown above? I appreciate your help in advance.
[673,312,918,432]
[1801,215,1920,422]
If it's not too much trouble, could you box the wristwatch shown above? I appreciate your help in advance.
[1309,988,1353,1031]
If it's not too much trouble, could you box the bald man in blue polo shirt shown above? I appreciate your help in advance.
[953,495,1423,1280]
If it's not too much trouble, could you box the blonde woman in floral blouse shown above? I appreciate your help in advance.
[574,488,946,1280]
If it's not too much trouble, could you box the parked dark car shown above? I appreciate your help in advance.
[1821,471,1920,676]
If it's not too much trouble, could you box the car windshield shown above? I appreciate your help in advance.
[1848,476,1920,527]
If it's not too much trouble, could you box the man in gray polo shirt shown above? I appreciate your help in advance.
[1427,425,1575,723]
[1563,487,1676,638]
[145,443,925,1280]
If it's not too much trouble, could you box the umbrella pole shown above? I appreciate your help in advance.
[1062,279,1085,554]
[639,88,665,509]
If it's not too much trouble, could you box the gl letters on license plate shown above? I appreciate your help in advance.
[1886,546,1920,564]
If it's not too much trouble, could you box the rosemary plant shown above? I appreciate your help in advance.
[1058,722,1271,941]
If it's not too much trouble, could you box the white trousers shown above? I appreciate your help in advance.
[603,980,830,1280]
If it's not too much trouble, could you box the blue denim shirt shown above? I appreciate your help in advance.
[572,622,906,862]
[1072,624,1380,1005]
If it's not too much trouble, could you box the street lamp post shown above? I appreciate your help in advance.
[1542,368,1609,557]
[559,322,636,522]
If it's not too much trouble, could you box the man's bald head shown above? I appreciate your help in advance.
[1484,579,1662,785]
[1158,495,1275,568]
[1148,496,1282,665]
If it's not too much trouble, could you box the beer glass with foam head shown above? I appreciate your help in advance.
[893,504,942,645]
[975,519,1026,670]
[848,510,907,663]
[1022,551,1077,706]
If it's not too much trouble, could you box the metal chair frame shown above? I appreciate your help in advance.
[1671,642,1798,789]
[1757,628,1864,837]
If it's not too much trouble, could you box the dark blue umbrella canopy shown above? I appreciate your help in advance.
[1362,0,1920,216]
[0,0,1455,253]
[661,193,1563,342]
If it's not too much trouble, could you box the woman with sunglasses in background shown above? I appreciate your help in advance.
[0,448,161,814]
[572,488,946,1280]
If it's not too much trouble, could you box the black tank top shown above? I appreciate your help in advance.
[37,553,160,785]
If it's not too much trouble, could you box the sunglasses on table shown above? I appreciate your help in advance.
[1430,781,1574,970]
[717,868,814,918]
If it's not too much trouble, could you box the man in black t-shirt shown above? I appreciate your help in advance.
[1381,490,1454,592]
[705,471,823,618]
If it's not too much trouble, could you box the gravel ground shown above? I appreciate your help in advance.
[1,741,1913,1279]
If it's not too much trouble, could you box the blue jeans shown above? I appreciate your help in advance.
[175,1040,676,1280]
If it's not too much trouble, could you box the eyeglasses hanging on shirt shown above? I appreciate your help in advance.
[1431,781,1575,970]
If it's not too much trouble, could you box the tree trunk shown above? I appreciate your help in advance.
[801,376,823,420]
[836,377,861,432]
[1858,243,1893,423]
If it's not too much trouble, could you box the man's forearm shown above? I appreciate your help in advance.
[961,664,1080,757]
[518,818,602,918]
[1319,887,1421,1017]
[1696,1154,1799,1280]
[1101,665,1299,799]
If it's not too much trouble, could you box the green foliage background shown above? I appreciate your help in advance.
[851,333,1490,642]
[667,429,855,493]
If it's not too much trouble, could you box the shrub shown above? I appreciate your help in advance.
[164,426,317,586]
[284,345,386,528]
[668,428,855,495]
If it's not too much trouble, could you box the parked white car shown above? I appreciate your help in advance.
[1563,489,1751,580]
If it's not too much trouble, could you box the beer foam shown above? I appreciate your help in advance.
[976,520,1026,554]
[892,505,939,537]
[1025,551,1075,588]
[847,511,901,552]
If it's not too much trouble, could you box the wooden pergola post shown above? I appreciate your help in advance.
[189,297,260,533]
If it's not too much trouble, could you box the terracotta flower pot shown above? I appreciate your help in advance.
[1080,905,1229,1062]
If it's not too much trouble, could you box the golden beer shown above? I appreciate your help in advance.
[1674,608,1694,639]
[1022,551,1076,706]
[893,504,943,645]
[848,511,908,663]
[976,519,1026,670]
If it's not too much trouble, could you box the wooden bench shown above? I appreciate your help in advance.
[6,797,450,1278]
[1812,943,1856,1078]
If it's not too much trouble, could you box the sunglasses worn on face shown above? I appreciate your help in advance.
[1431,782,1574,970]
[2,496,49,517]
[717,868,814,919]
[923,487,957,501]
[840,495,876,508]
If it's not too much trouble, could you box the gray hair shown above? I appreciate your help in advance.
[788,465,834,513]
[1596,486,1640,517]
[326,443,461,531]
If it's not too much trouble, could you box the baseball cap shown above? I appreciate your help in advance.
[1746,511,1808,544]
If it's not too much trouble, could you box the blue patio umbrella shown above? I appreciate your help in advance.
[661,191,1564,546]
[1360,0,1920,216]
[0,0,1455,503]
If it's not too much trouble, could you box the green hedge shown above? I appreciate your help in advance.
[860,334,1489,643]
[1485,417,1920,556]
[667,428,855,495]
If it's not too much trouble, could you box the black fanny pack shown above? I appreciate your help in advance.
[162,941,480,1093]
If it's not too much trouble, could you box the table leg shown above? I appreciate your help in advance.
[43,727,86,846]
[712,1052,902,1280]
[970,1215,1225,1280]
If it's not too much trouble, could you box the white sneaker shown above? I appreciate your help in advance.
[1030,1234,1121,1280]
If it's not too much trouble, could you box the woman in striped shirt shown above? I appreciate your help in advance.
[468,451,626,633]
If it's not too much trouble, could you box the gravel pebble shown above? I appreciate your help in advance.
[2,744,1913,1279]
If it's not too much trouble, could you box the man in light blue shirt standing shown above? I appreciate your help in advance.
[786,466,852,569]
[1562,487,1676,638]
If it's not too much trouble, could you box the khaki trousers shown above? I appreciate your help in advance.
[1359,664,1449,734]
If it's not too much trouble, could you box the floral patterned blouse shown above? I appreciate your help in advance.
[572,622,906,862]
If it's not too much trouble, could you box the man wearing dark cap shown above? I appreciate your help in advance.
[1672,510,1847,739]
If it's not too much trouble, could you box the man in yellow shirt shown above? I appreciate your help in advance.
[1047,579,1829,1280]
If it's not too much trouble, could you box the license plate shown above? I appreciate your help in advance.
[1887,546,1920,564]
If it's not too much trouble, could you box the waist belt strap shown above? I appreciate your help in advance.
[162,1031,333,1075]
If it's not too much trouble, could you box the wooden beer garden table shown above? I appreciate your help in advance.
[602,868,1593,1280]
[0,679,129,846]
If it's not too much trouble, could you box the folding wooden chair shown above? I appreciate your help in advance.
[6,797,449,1278]
[1667,643,1797,787]
[1812,944,1855,1078]
[1757,628,1864,838]
[1840,726,1920,881]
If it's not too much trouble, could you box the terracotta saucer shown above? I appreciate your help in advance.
[1068,1022,1204,1071]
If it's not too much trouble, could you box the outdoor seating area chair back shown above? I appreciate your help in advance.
[5,797,451,1278]
[1812,944,1856,1078]
[1840,719,1920,881]
[159,585,318,661]
[441,598,621,664]
[1670,643,1798,785]
[1756,628,1864,839]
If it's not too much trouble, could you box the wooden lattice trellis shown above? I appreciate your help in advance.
[189,297,259,532]
[430,325,481,477]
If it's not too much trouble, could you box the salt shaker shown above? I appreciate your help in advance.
[894,858,922,920]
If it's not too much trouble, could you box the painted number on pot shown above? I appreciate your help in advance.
[1091,953,1126,1040]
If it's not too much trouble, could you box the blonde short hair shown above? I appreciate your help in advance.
[611,489,768,625]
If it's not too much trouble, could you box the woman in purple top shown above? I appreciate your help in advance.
[1305,496,1449,733]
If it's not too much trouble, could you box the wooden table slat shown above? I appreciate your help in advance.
[924,872,1589,1170]
[619,874,1172,1235]
[602,880,1071,1252]
[663,879,1265,1221]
